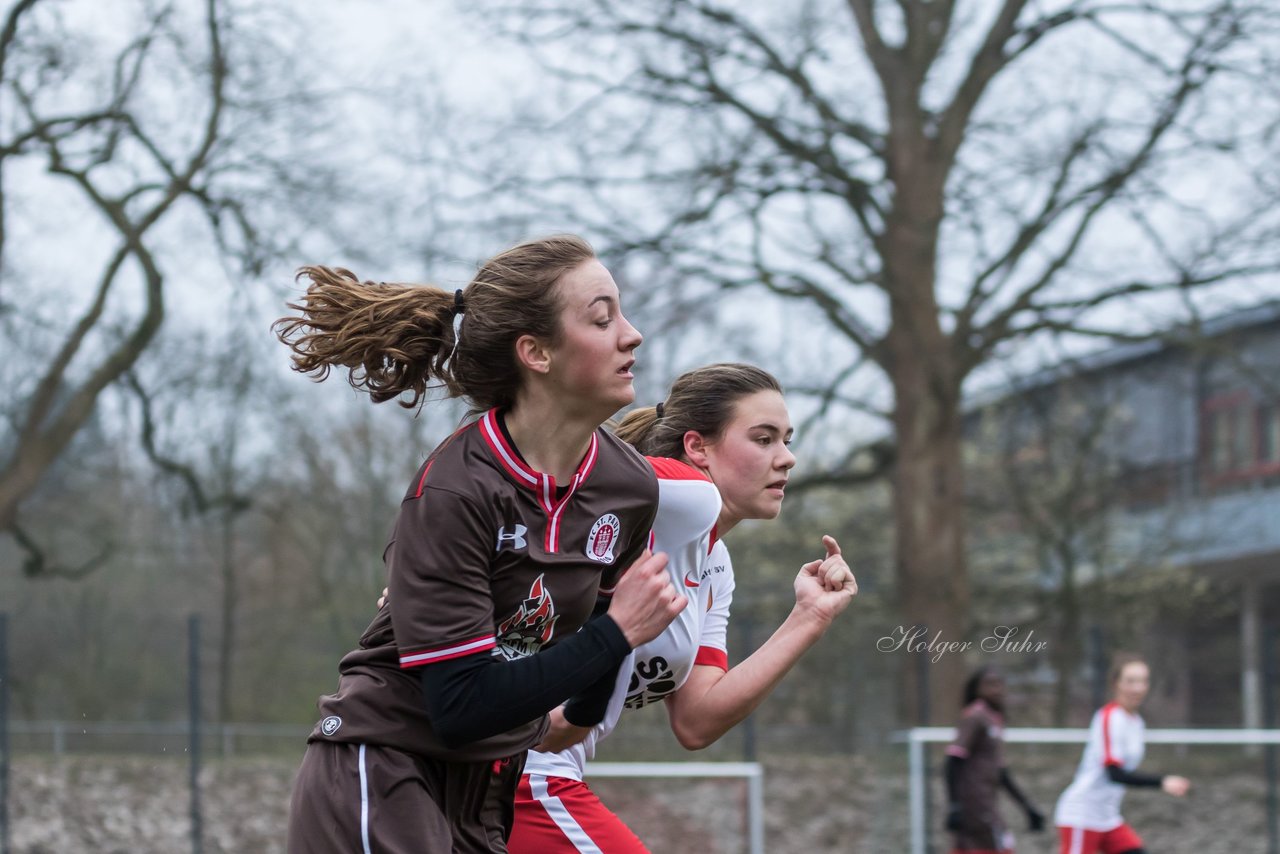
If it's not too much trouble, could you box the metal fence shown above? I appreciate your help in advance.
[897,726,1280,854]
[3,720,309,757]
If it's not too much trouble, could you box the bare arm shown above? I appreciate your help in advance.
[533,705,594,753]
[664,535,856,750]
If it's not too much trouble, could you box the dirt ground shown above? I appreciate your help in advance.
[4,750,1274,852]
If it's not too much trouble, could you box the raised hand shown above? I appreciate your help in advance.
[794,535,857,623]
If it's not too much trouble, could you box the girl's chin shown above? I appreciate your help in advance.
[754,501,784,520]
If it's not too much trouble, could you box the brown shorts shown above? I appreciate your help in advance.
[287,740,526,853]
[951,814,1013,853]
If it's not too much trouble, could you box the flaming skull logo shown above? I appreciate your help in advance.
[496,574,559,660]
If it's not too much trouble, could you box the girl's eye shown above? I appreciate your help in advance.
[595,318,611,328]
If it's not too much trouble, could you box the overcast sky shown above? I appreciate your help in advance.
[6,0,1278,462]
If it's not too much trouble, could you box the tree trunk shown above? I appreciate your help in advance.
[1051,553,1081,725]
[889,351,970,725]
[881,156,970,724]
[0,451,48,533]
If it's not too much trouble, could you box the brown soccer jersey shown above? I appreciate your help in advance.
[307,408,659,761]
[947,698,1011,850]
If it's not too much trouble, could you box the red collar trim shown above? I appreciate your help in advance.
[480,409,539,487]
[478,409,601,491]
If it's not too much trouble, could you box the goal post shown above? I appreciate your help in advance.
[584,761,765,854]
[897,727,1280,854]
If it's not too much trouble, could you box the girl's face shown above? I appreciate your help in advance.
[977,671,1006,709]
[542,259,643,417]
[691,390,795,529]
[1114,661,1150,711]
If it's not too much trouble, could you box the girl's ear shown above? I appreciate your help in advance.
[514,333,552,375]
[683,430,711,470]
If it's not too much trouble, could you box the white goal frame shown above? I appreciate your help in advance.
[898,727,1280,854]
[585,761,764,854]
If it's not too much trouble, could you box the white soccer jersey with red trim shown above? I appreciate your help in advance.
[525,457,730,782]
[1054,702,1146,831]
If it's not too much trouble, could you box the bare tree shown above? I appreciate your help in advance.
[0,0,347,576]
[970,374,1136,722]
[454,0,1280,721]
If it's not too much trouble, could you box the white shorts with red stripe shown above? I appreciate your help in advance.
[508,773,649,854]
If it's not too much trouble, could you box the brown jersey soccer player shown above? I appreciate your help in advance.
[945,667,1045,854]
[275,235,685,853]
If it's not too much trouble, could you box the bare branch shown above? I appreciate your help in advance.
[935,0,1031,167]
[124,372,252,517]
[961,9,1238,375]
[0,0,230,532]
[844,0,899,89]
[687,1,883,155]
[952,123,1100,343]
[0,110,128,157]
[18,244,131,444]
[746,214,885,363]
[638,44,876,220]
[0,0,42,74]
[9,520,113,580]
[0,0,49,280]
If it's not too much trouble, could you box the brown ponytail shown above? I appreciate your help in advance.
[274,235,597,410]
[274,266,456,407]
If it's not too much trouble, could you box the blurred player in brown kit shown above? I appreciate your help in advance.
[945,666,1045,854]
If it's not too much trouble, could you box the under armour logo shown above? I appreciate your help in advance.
[496,524,528,551]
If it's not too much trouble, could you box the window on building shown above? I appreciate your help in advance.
[1260,403,1280,465]
[1207,408,1227,473]
[1201,393,1280,485]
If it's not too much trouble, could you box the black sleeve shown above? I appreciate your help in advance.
[562,656,625,727]
[999,768,1032,808]
[420,615,632,748]
[1105,765,1163,788]
[945,754,964,805]
[561,597,626,728]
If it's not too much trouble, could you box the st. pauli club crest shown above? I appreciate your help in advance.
[585,513,620,564]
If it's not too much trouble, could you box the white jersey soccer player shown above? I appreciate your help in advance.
[1056,702,1145,831]
[509,363,856,854]
[523,456,727,784]
[1053,657,1189,854]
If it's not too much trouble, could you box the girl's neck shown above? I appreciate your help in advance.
[505,400,599,483]
[715,508,742,537]
[677,454,742,536]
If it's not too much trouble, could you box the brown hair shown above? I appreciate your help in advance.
[273,235,596,410]
[1108,653,1147,689]
[615,363,782,458]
